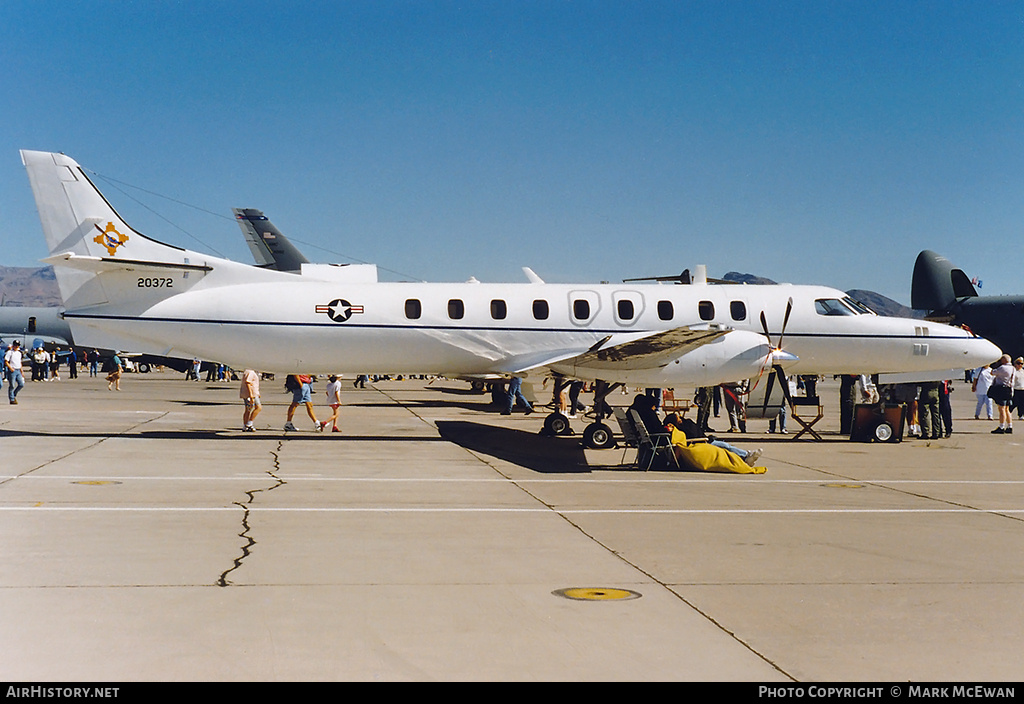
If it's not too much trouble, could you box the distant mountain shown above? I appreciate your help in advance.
[845,289,924,319]
[0,266,62,307]
[722,271,777,285]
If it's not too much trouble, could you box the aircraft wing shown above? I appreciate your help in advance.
[495,326,732,376]
[563,326,730,371]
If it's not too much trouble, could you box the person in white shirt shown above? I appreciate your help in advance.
[972,365,994,420]
[5,340,25,404]
[323,375,343,433]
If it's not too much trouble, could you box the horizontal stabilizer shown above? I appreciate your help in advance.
[42,252,213,273]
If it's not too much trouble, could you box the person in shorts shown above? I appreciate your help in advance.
[284,374,324,432]
[240,368,262,432]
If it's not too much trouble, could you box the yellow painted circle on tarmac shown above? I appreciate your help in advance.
[553,587,641,601]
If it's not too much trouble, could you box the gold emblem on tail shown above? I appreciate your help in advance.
[93,222,129,255]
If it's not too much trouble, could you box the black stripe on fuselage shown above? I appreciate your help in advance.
[62,312,969,340]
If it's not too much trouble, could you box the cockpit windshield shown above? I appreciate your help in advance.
[815,298,857,316]
[842,296,876,315]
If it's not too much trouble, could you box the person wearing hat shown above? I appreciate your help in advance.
[106,351,123,391]
[1013,357,1024,420]
[4,340,25,404]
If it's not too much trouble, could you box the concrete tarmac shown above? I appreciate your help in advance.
[1,372,1022,681]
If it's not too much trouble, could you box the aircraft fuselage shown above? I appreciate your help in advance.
[63,273,995,383]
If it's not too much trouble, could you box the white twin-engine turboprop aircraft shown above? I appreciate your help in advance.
[22,149,999,441]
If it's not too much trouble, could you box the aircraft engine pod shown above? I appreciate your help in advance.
[669,329,781,388]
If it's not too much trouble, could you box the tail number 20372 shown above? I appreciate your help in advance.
[138,277,173,288]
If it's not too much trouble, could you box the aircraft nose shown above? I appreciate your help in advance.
[955,330,1001,368]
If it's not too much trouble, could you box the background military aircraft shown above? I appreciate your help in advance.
[912,250,1024,360]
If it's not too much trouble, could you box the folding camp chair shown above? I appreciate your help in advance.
[612,407,639,465]
[627,408,679,471]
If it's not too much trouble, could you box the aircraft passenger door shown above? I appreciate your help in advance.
[568,290,601,327]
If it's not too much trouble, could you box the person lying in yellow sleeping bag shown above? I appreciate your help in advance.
[664,415,766,474]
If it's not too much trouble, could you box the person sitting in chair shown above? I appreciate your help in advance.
[663,412,766,474]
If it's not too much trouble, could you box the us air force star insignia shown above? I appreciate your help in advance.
[315,299,364,322]
[93,222,129,256]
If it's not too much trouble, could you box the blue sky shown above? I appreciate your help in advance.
[2,1,1022,303]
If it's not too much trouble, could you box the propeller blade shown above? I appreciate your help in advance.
[778,298,793,349]
[762,370,775,416]
[760,310,771,342]
[774,365,793,407]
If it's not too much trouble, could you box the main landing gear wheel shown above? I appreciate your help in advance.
[582,422,615,450]
[542,412,573,436]
[543,412,572,436]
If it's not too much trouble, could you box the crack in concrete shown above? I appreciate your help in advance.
[217,440,286,587]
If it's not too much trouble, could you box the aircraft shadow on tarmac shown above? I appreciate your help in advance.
[436,420,617,474]
[0,428,449,442]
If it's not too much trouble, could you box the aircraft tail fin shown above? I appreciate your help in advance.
[232,208,310,272]
[21,150,208,309]
[911,250,978,311]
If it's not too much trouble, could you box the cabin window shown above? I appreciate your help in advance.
[730,301,747,321]
[657,300,674,321]
[533,299,549,320]
[617,299,635,321]
[815,299,856,316]
[448,299,465,320]
[699,301,715,321]
[490,299,507,320]
[405,299,421,320]
[573,299,590,320]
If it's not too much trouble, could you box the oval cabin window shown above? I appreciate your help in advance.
[405,299,421,320]
[448,299,464,320]
[658,300,674,321]
[533,300,549,320]
[699,301,715,321]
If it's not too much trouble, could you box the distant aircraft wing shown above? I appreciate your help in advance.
[233,208,310,273]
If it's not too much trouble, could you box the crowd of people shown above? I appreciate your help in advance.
[970,354,1023,435]
[1,340,110,404]
[5,340,1023,449]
